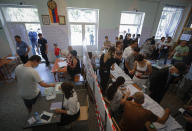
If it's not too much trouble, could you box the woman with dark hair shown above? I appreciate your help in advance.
[99,47,116,94]
[119,35,124,43]
[107,76,130,120]
[130,54,152,90]
[55,82,80,125]
[123,33,132,50]
[67,50,81,78]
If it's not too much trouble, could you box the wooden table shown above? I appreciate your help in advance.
[0,56,20,81]
[51,58,67,82]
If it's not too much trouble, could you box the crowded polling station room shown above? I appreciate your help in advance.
[0,0,192,131]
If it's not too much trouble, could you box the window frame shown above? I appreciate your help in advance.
[67,7,99,46]
[119,11,145,36]
[155,6,184,39]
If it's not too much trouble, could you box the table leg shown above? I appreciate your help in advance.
[53,72,57,82]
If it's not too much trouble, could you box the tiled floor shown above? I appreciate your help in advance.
[0,63,99,131]
[0,62,188,131]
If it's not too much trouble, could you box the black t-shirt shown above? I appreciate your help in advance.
[123,38,133,50]
[99,54,116,75]
[38,38,47,52]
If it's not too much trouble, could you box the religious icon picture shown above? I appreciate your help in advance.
[42,15,50,25]
[59,16,66,25]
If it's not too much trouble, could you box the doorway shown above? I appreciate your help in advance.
[0,6,43,57]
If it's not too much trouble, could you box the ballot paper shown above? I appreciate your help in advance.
[59,57,66,61]
[55,83,62,94]
[153,122,167,130]
[111,63,133,84]
[50,102,62,110]
[58,61,67,68]
[44,87,56,100]
[40,111,53,123]
[27,116,36,125]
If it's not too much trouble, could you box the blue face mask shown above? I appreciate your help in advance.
[172,73,179,77]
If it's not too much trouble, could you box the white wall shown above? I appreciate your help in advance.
[0,20,12,56]
[0,0,191,59]
[0,0,69,62]
[66,0,192,47]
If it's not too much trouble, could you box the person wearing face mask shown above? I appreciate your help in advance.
[149,62,187,103]
[169,40,189,65]
[99,47,116,94]
[15,55,55,113]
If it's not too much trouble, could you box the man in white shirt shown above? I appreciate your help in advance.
[15,55,55,113]
[122,40,138,59]
[123,40,138,75]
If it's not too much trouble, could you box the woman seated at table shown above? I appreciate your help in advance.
[99,46,116,94]
[106,76,130,120]
[55,82,80,125]
[130,54,152,90]
[67,50,81,79]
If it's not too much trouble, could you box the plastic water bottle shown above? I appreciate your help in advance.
[34,112,41,123]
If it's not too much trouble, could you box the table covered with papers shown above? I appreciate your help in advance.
[111,64,184,131]
[24,83,63,129]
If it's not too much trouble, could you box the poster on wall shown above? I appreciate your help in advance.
[42,15,50,25]
[47,0,59,23]
[59,16,66,25]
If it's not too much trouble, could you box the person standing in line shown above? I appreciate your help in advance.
[123,33,133,50]
[151,37,165,60]
[103,36,111,50]
[159,36,174,64]
[37,33,50,66]
[169,40,189,65]
[125,47,140,78]
[130,54,152,90]
[15,35,30,64]
[123,40,138,74]
[99,47,116,94]
[15,55,55,113]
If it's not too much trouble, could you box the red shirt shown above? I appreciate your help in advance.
[54,47,60,56]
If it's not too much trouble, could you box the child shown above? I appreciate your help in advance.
[54,43,61,58]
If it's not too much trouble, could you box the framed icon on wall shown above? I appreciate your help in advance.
[59,16,66,25]
[42,15,50,25]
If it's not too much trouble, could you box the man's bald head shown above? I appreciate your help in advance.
[133,92,144,104]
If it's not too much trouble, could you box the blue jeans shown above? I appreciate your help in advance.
[158,49,168,64]
[30,41,37,55]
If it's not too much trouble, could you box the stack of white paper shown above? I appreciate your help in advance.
[44,87,56,100]
[50,102,62,110]
[58,61,67,68]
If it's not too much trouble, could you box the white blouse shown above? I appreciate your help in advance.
[63,90,80,115]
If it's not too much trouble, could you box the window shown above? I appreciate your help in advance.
[119,12,145,36]
[155,7,183,39]
[67,7,99,46]
[2,7,40,22]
